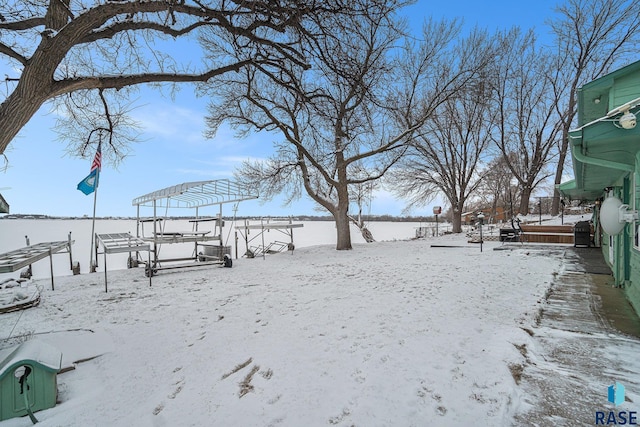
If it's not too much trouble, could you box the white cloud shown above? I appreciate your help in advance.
[134,103,206,143]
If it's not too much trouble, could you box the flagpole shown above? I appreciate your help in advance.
[77,138,102,273]
[89,185,98,273]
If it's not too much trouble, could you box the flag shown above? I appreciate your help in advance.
[77,168,99,195]
[90,143,101,172]
[77,143,102,195]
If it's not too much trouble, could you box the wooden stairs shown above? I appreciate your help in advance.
[519,224,577,244]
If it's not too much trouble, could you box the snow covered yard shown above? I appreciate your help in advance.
[0,235,562,426]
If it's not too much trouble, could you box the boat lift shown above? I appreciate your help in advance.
[95,233,151,292]
[131,179,258,275]
[235,218,303,259]
[0,234,74,290]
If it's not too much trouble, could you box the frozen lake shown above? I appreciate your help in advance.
[0,219,445,280]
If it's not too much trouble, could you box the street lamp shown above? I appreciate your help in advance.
[477,212,485,252]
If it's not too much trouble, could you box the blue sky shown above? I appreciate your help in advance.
[0,0,555,218]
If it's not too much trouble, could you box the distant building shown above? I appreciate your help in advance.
[558,60,640,317]
[462,207,506,225]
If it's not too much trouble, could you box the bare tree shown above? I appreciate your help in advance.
[549,0,640,214]
[388,29,496,233]
[475,154,517,220]
[0,0,320,162]
[205,6,476,250]
[490,28,564,214]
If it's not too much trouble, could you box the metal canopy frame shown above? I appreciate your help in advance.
[131,179,258,274]
[132,179,258,209]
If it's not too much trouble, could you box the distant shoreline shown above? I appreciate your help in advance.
[0,214,440,222]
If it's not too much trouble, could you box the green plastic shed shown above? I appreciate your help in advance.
[0,340,62,421]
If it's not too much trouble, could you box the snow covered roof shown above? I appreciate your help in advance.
[0,340,62,378]
[131,179,258,209]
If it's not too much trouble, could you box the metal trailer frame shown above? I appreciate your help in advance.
[131,179,258,274]
[0,234,74,290]
[235,217,303,259]
[95,233,152,292]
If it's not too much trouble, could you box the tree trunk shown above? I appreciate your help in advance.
[452,212,462,234]
[519,185,532,214]
[335,209,353,250]
[333,156,353,250]
[0,0,71,155]
[450,199,464,233]
[0,84,49,154]
[551,120,574,215]
[551,135,569,215]
[448,197,465,233]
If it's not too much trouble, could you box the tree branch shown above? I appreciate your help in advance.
[0,17,46,30]
[79,20,212,44]
[50,60,253,96]
[0,42,27,65]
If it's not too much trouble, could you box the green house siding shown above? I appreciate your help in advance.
[559,60,640,319]
[602,231,613,269]
[623,177,632,283]
[598,159,640,316]
[629,159,640,315]
[600,184,626,284]
[629,248,640,315]
[611,73,640,107]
